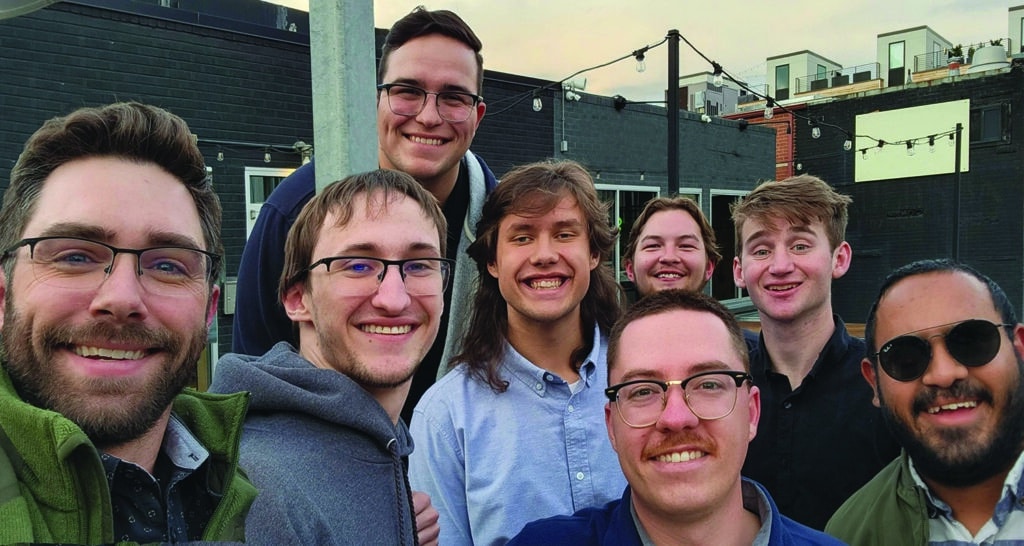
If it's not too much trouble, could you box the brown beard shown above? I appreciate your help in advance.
[1,301,205,450]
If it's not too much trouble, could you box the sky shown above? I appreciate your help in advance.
[266,0,1013,102]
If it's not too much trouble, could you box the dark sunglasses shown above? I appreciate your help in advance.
[872,319,1011,382]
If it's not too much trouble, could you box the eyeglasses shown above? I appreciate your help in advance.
[605,370,752,428]
[2,236,219,297]
[872,319,1011,382]
[377,83,482,123]
[298,256,454,296]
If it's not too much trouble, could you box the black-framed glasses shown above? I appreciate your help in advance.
[872,319,1011,382]
[299,256,454,296]
[605,370,752,428]
[377,83,482,123]
[2,236,219,297]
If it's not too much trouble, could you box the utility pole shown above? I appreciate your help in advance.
[667,29,680,196]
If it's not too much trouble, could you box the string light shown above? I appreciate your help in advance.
[949,133,956,147]
[216,150,224,162]
[264,150,271,163]
[843,139,853,151]
[811,123,821,139]
[906,141,915,156]
[532,92,543,112]
[712,62,724,87]
[929,135,936,153]
[634,51,646,73]
[763,99,774,120]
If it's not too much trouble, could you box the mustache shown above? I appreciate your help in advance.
[911,380,994,415]
[641,432,717,459]
[41,320,176,351]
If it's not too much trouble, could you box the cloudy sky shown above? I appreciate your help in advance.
[267,0,1012,102]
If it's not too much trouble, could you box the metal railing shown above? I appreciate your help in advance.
[913,38,1013,72]
[793,62,880,94]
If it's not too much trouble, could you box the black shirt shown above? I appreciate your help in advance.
[741,315,900,530]
[401,161,470,424]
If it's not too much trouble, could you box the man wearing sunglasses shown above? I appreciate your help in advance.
[232,6,496,425]
[209,170,447,544]
[827,259,1024,545]
[0,102,255,544]
[731,175,899,529]
[510,289,841,545]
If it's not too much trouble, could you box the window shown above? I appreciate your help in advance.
[970,103,1011,145]
[245,167,295,237]
[816,64,827,80]
[888,41,906,86]
[709,191,747,301]
[775,65,790,101]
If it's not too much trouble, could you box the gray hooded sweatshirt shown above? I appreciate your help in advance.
[209,342,417,545]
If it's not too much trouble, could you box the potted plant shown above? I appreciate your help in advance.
[969,39,1009,74]
[948,44,964,75]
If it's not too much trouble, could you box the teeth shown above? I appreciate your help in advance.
[363,324,412,335]
[74,346,145,360]
[927,401,978,414]
[656,450,705,463]
[656,273,682,279]
[410,136,443,146]
[530,279,563,289]
[768,284,797,291]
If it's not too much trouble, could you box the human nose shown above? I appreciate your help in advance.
[372,264,412,312]
[658,247,681,263]
[529,237,558,266]
[767,248,794,275]
[654,386,701,431]
[920,338,969,388]
[414,93,444,126]
[89,253,147,320]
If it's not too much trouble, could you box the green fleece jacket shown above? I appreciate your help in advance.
[825,451,929,546]
[0,368,256,544]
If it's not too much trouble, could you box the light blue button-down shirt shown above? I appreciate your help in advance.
[409,324,626,546]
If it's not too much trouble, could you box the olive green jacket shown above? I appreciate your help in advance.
[825,451,928,546]
[0,368,256,544]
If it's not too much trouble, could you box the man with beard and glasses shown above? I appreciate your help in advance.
[827,259,1024,545]
[209,170,447,545]
[0,102,255,544]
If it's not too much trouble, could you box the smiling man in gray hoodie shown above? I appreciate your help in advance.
[210,169,448,545]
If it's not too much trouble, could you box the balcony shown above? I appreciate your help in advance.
[911,38,1013,84]
[793,62,882,97]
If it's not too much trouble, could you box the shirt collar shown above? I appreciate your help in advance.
[162,412,210,471]
[908,449,1024,518]
[502,323,602,397]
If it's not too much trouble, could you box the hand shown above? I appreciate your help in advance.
[413,490,440,546]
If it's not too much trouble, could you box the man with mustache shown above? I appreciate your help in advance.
[827,259,1024,545]
[510,289,841,545]
[0,102,255,544]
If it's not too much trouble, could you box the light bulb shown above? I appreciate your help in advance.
[906,142,915,156]
[948,133,956,147]
[264,152,271,163]
[216,151,224,162]
[635,52,646,73]
[532,96,542,112]
[811,126,821,139]
[713,72,724,87]
[763,104,774,119]
[861,149,868,160]
[843,139,852,151]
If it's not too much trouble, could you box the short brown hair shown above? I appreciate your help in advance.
[280,169,447,301]
[378,6,484,94]
[623,196,721,270]
[0,102,221,282]
[608,289,750,376]
[730,174,852,255]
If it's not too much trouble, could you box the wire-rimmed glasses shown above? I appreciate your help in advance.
[297,256,454,296]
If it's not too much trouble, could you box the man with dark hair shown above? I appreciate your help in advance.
[210,169,449,545]
[510,289,842,545]
[731,174,899,528]
[0,102,255,544]
[623,196,720,297]
[232,6,496,422]
[409,160,627,545]
[828,259,1024,545]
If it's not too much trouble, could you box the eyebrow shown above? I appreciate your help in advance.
[616,361,735,383]
[642,233,701,244]
[743,224,817,247]
[329,241,442,257]
[506,218,585,233]
[387,78,476,95]
[35,223,204,250]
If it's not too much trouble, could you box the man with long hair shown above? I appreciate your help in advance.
[410,160,627,545]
